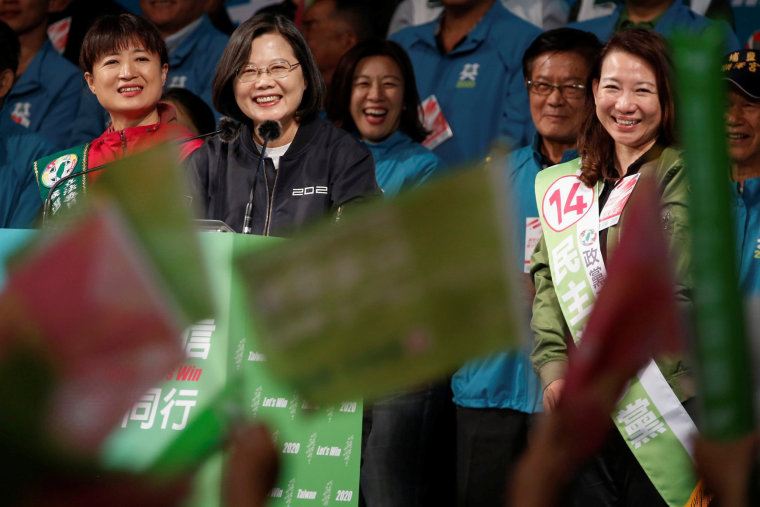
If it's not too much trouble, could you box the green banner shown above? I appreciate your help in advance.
[101,232,362,505]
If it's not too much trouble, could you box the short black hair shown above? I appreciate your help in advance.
[162,87,216,134]
[0,20,19,74]
[326,39,428,143]
[212,13,324,125]
[522,28,602,80]
[332,0,375,42]
[80,13,168,73]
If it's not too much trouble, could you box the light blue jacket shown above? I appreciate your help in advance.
[390,2,541,168]
[0,40,100,151]
[166,15,229,120]
[0,122,54,228]
[452,136,576,412]
[361,131,439,198]
[733,178,760,295]
[569,1,739,50]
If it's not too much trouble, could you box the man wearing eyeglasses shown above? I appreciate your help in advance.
[449,28,601,506]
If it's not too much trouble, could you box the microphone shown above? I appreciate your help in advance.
[42,121,241,224]
[242,120,282,235]
[178,117,241,144]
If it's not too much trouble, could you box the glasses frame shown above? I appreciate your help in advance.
[526,80,586,99]
[237,60,301,82]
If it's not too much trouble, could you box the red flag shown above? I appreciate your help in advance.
[0,208,184,456]
[559,175,684,458]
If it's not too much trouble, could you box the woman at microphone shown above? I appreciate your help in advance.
[34,13,203,213]
[187,13,381,236]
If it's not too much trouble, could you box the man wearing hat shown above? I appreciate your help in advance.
[723,49,760,294]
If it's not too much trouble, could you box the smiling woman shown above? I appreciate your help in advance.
[32,13,202,214]
[326,40,439,198]
[529,29,695,506]
[186,13,380,236]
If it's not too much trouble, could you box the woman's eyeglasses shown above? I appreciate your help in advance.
[237,60,301,82]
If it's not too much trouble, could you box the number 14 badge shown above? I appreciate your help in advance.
[541,176,595,232]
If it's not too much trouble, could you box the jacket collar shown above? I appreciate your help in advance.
[9,39,57,96]
[530,132,579,169]
[169,15,214,65]
[414,1,502,56]
[238,115,322,160]
[103,102,178,135]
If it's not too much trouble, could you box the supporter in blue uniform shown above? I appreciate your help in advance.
[140,0,229,120]
[723,49,760,295]
[302,0,375,89]
[327,39,438,197]
[569,0,739,50]
[450,28,602,507]
[327,39,444,506]
[390,0,541,169]
[0,20,54,228]
[0,0,100,151]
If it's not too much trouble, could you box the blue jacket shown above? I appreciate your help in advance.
[390,2,541,168]
[507,136,578,271]
[569,1,739,50]
[0,40,100,151]
[451,136,576,413]
[733,178,760,296]
[166,15,229,120]
[0,122,54,228]
[361,131,439,198]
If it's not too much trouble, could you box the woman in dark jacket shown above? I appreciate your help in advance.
[187,13,380,236]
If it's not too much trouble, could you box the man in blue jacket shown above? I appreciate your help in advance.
[141,0,229,121]
[723,49,760,295]
[569,0,739,50]
[450,28,601,506]
[390,0,541,169]
[0,0,100,151]
[0,20,54,228]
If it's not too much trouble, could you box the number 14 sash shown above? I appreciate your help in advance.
[535,159,704,507]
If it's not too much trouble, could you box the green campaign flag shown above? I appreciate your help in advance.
[102,232,362,505]
[41,143,214,325]
[672,28,755,440]
[234,160,526,404]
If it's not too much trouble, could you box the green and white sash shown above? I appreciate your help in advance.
[33,143,90,218]
[535,159,705,507]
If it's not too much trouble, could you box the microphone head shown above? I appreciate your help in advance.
[256,120,282,142]
[218,117,242,142]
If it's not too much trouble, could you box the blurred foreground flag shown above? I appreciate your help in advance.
[0,207,185,458]
[560,176,684,459]
[234,158,526,404]
[44,143,213,325]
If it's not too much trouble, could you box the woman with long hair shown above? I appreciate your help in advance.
[530,28,693,505]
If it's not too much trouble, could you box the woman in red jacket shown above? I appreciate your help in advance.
[34,13,202,216]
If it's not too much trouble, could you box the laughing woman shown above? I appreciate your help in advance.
[326,40,439,197]
[34,14,202,215]
[187,13,380,236]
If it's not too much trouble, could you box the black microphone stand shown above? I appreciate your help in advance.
[242,134,272,235]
